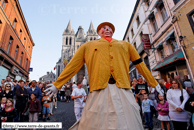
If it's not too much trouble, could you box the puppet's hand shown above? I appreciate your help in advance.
[44,83,58,97]
[155,84,164,96]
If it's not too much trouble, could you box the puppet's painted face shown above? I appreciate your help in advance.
[98,25,113,38]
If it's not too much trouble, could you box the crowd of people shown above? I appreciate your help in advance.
[0,76,59,128]
[131,75,193,130]
[0,74,194,130]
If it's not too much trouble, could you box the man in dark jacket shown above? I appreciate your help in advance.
[28,80,42,101]
[16,79,29,122]
[185,87,194,130]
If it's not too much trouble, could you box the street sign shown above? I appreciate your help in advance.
[29,68,33,72]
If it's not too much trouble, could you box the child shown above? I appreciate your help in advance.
[1,97,6,109]
[1,98,17,122]
[0,97,6,128]
[42,91,51,121]
[157,94,170,130]
[71,81,87,121]
[22,93,41,122]
[142,93,153,130]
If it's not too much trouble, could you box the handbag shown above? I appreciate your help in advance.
[180,89,184,103]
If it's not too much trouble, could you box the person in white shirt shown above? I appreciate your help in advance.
[167,79,189,130]
[72,82,77,91]
[71,81,87,121]
[60,85,66,101]
[82,77,88,95]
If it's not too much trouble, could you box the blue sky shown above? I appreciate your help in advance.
[19,0,136,81]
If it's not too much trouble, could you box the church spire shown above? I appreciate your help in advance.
[87,21,96,35]
[63,20,74,35]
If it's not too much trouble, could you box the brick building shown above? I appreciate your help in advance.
[174,0,194,81]
[0,0,34,82]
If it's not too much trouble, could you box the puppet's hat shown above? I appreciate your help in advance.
[97,22,115,34]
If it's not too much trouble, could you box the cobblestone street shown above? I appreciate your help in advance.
[48,100,163,130]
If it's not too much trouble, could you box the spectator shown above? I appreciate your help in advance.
[82,76,88,95]
[22,93,41,123]
[0,97,4,128]
[165,78,171,90]
[174,75,185,89]
[167,79,189,130]
[1,83,13,99]
[16,80,29,122]
[49,93,54,115]
[60,85,65,101]
[72,82,77,91]
[142,93,153,130]
[1,97,6,110]
[71,81,87,121]
[133,78,138,83]
[135,76,149,103]
[1,98,17,122]
[131,82,137,95]
[24,80,30,89]
[155,80,167,103]
[38,83,43,89]
[3,76,16,91]
[42,91,51,121]
[65,84,71,103]
[183,75,192,90]
[184,87,194,130]
[148,83,157,109]
[157,94,170,130]
[28,80,42,101]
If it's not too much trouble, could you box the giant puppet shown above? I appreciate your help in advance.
[45,22,163,130]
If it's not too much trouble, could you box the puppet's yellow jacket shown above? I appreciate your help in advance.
[54,38,158,92]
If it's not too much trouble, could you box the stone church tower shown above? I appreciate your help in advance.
[55,21,98,83]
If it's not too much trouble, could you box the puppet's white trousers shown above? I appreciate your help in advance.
[69,84,144,130]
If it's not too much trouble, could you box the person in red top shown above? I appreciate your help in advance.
[1,98,17,122]
[165,78,172,89]
[22,93,41,122]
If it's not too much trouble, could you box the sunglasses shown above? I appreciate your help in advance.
[6,86,11,87]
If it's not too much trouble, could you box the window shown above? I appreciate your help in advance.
[66,37,68,45]
[187,9,194,33]
[19,29,22,38]
[20,52,23,65]
[167,39,179,52]
[136,16,141,27]
[77,45,79,50]
[25,59,28,69]
[131,28,134,38]
[127,37,130,42]
[0,20,2,32]
[14,45,19,60]
[13,18,17,29]
[7,36,13,54]
[69,37,72,45]
[1,0,8,10]
[134,42,137,49]
[192,13,194,22]
[173,0,180,5]
[23,37,26,45]
[159,4,168,22]
[139,32,143,42]
[151,16,158,33]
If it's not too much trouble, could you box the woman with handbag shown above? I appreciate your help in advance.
[167,79,189,130]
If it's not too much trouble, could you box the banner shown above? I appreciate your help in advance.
[141,34,151,49]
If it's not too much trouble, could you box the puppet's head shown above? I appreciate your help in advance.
[97,22,115,38]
